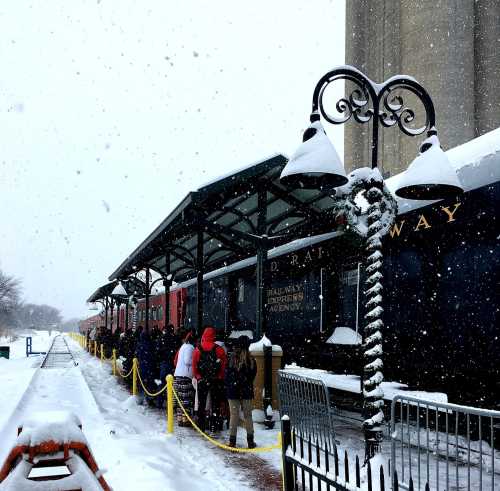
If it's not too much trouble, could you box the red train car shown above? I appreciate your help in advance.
[83,287,188,335]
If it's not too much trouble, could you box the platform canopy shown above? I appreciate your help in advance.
[86,278,145,304]
[108,153,342,284]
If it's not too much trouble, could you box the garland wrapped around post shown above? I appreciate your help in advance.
[335,168,396,460]
[362,183,385,459]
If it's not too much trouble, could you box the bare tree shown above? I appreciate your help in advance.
[0,269,22,335]
[16,303,62,330]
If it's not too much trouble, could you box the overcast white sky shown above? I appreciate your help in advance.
[0,1,345,320]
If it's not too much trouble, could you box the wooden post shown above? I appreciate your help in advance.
[112,349,117,376]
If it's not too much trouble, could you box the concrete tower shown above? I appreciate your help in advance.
[344,0,500,176]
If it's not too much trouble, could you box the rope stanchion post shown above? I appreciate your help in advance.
[132,358,138,396]
[94,341,97,357]
[100,343,104,361]
[166,375,174,434]
[112,349,117,376]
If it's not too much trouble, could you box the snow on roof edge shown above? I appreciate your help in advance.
[196,152,287,190]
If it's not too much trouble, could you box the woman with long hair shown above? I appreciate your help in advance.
[225,335,257,448]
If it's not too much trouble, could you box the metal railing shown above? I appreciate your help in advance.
[391,394,500,490]
[278,370,336,452]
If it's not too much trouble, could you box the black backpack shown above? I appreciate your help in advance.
[197,346,220,380]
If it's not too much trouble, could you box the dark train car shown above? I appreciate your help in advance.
[176,232,367,374]
[383,179,500,406]
[174,173,499,407]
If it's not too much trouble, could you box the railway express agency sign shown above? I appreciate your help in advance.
[267,283,304,313]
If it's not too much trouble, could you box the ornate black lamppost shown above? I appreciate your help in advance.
[280,65,463,460]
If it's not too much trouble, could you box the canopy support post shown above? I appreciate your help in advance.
[145,267,150,332]
[104,297,109,330]
[164,250,171,329]
[196,230,204,336]
[255,189,268,340]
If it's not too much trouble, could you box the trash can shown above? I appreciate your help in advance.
[0,346,10,359]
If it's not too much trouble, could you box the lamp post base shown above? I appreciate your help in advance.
[364,426,383,462]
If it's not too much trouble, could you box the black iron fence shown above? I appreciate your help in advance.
[281,416,425,491]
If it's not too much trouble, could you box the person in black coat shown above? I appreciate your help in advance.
[224,335,257,448]
[119,328,136,386]
[156,324,179,378]
[135,326,155,405]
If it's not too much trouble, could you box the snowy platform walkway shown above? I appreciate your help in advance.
[68,338,283,490]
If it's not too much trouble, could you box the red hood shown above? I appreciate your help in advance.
[200,327,216,350]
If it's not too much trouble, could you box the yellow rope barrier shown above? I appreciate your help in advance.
[96,352,279,453]
[136,365,168,397]
[116,362,134,379]
[171,385,281,453]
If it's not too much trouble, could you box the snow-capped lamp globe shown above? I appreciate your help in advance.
[280,111,348,189]
[394,128,464,200]
[111,282,127,297]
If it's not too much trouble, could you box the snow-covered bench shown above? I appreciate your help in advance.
[0,411,110,491]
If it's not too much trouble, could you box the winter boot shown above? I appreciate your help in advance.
[247,434,257,449]
[228,435,237,448]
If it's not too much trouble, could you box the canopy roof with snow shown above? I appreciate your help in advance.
[108,153,345,284]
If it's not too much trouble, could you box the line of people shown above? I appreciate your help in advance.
[95,324,258,449]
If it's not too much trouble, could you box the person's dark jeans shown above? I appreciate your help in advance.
[197,379,224,432]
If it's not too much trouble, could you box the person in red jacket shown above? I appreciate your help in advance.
[192,326,227,432]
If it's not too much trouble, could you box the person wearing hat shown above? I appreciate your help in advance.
[224,335,257,448]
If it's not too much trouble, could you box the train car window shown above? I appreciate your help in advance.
[336,263,361,335]
[237,278,244,303]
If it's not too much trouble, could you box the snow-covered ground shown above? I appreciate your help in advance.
[2,332,496,490]
[72,343,282,490]
[0,332,282,490]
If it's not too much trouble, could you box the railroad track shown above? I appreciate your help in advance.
[40,335,76,369]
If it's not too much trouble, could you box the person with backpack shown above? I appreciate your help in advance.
[225,335,257,448]
[192,326,227,432]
